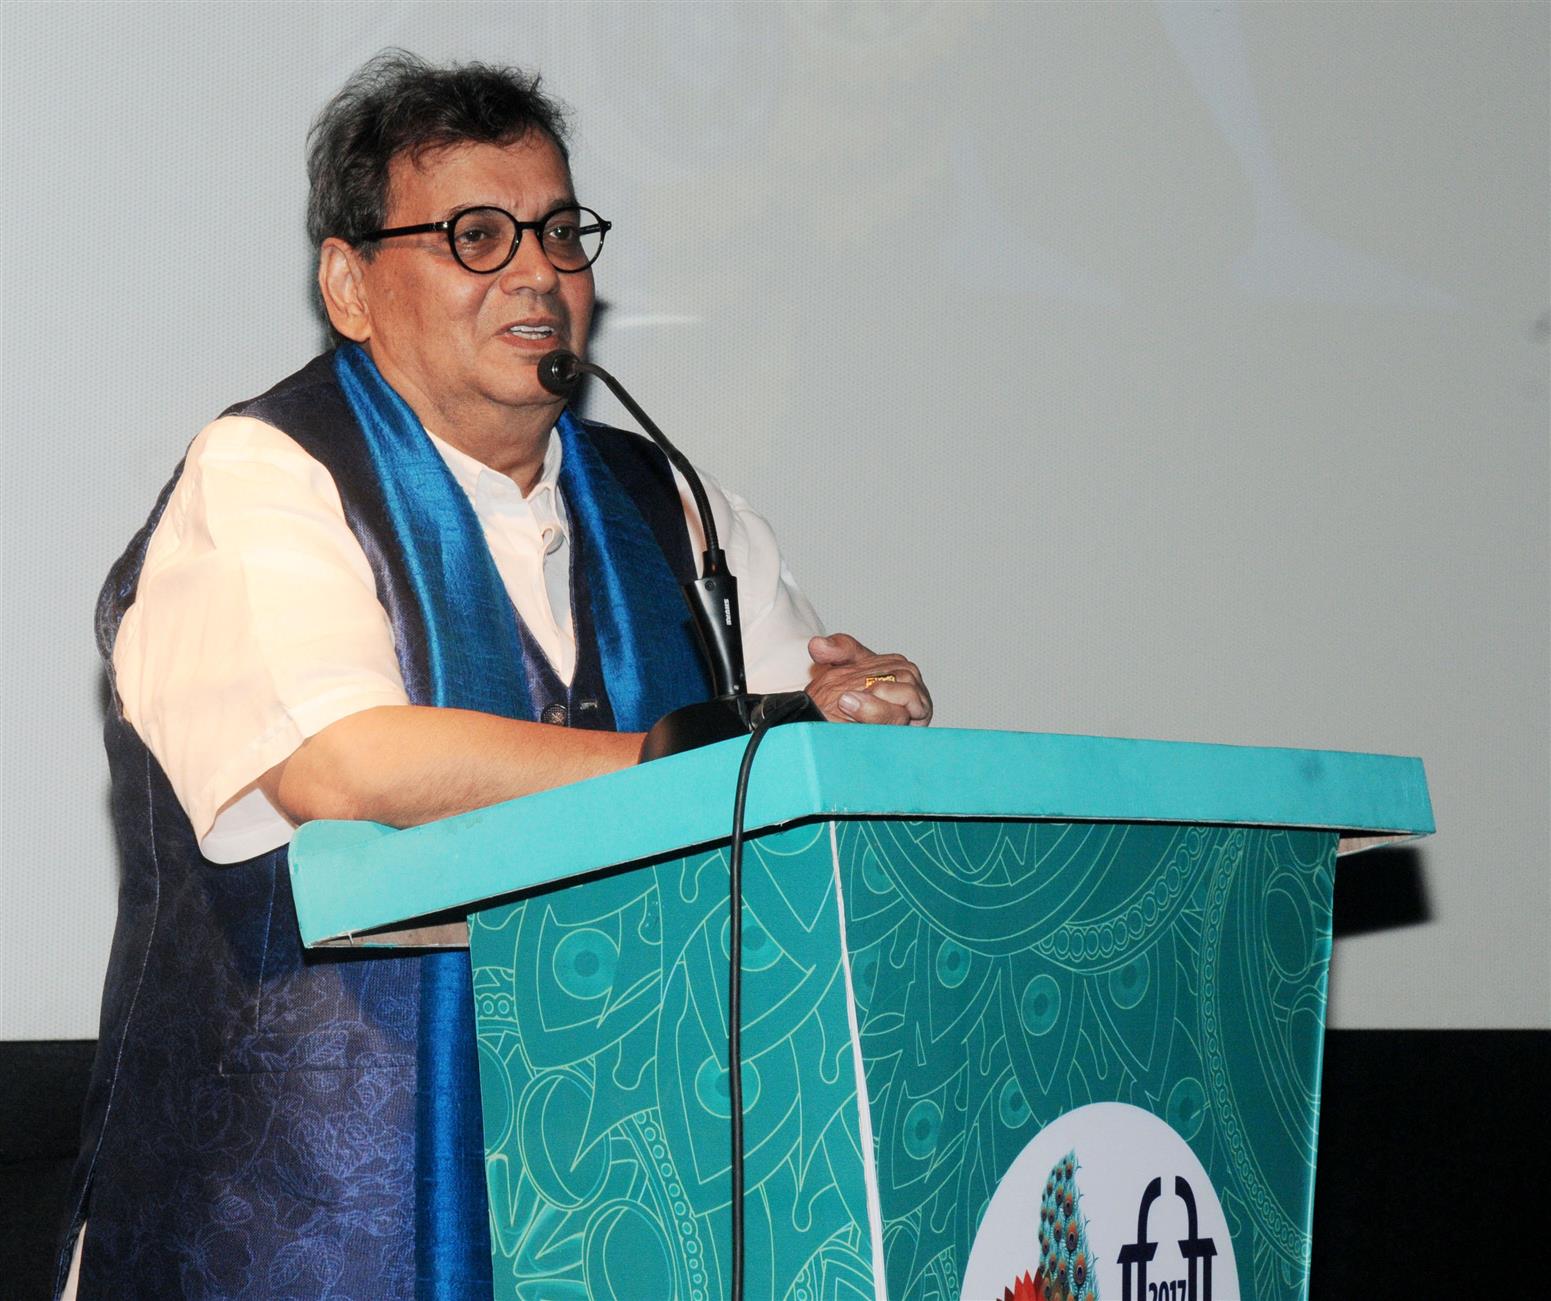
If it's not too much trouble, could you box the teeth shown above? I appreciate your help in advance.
[509,325,554,338]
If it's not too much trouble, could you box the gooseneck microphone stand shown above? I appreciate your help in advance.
[537,350,822,1301]
[536,349,823,757]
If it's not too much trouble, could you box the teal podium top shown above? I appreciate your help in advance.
[288,724,1433,949]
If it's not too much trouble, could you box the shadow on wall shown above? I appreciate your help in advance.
[1331,844,1431,938]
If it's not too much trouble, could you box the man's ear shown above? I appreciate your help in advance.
[318,238,372,342]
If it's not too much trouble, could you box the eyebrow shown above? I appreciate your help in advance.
[435,196,581,221]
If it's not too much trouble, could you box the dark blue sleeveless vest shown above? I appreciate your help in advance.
[59,352,708,1299]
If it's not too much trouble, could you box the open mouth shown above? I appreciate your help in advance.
[506,324,556,340]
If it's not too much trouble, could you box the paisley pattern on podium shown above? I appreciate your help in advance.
[468,818,1334,1300]
[470,822,873,1301]
[838,820,1334,1301]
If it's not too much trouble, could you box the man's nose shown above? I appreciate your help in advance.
[497,230,560,294]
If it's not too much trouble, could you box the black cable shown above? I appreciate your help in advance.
[726,693,812,1301]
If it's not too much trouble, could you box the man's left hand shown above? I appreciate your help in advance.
[805,633,932,726]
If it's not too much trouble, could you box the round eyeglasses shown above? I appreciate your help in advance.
[354,204,611,274]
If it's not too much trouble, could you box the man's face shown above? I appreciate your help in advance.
[346,132,594,444]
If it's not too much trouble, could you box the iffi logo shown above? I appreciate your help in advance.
[1116,1175,1219,1301]
[961,1103,1240,1301]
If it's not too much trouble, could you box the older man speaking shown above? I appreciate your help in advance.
[57,52,928,1300]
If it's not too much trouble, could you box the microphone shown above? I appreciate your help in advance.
[538,350,822,759]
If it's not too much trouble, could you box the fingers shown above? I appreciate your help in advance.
[811,647,920,686]
[808,632,871,665]
[834,688,914,726]
[804,631,931,726]
[859,657,925,691]
[867,678,932,725]
[807,660,931,726]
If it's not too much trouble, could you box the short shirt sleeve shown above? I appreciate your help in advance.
[112,415,410,862]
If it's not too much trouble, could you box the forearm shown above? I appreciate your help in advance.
[258,704,643,828]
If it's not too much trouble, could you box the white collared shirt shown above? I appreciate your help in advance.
[113,415,823,863]
[428,427,577,681]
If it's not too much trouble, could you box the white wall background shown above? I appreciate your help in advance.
[2,0,1546,1037]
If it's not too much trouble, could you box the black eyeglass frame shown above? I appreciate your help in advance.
[352,203,612,274]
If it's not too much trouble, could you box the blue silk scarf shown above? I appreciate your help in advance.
[332,343,710,1298]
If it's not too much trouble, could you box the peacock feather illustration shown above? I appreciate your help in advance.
[1001,1149,1100,1301]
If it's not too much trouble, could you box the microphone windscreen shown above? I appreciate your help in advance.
[537,350,581,397]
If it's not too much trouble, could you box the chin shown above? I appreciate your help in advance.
[490,378,564,413]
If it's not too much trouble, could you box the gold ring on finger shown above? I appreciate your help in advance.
[864,674,897,689]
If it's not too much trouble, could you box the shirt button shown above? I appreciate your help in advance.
[540,703,568,726]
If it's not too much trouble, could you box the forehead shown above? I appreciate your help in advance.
[386,133,575,218]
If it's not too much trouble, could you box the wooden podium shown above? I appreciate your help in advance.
[290,726,1432,1301]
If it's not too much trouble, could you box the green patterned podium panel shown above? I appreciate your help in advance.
[291,728,1431,1300]
[470,821,872,1301]
[469,816,1336,1301]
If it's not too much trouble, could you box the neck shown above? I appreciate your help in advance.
[437,412,557,494]
[363,346,562,494]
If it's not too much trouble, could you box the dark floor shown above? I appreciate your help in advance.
[4,1031,1546,1298]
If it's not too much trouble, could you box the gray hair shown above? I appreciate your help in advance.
[306,50,572,256]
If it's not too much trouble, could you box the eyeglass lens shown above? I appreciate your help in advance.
[450,207,605,273]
